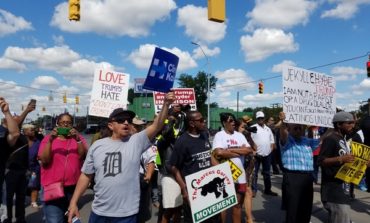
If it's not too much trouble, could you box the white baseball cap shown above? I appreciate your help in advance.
[256,111,265,119]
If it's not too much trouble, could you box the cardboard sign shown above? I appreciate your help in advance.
[335,142,370,185]
[134,78,152,94]
[153,88,197,113]
[282,66,336,127]
[143,47,179,93]
[89,69,130,118]
[185,162,237,223]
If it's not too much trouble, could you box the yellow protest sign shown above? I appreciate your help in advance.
[335,142,370,185]
[227,159,242,181]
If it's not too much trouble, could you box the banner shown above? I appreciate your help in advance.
[89,69,130,118]
[143,47,179,93]
[282,66,336,127]
[185,162,237,223]
[153,88,197,113]
[335,142,370,185]
[134,78,152,94]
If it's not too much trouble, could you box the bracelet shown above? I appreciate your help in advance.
[76,140,82,144]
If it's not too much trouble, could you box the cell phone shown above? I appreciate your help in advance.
[57,127,71,136]
[29,99,36,108]
[72,216,81,223]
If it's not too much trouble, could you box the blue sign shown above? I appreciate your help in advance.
[143,47,179,93]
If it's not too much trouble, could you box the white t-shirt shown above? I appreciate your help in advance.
[251,124,275,157]
[212,130,249,184]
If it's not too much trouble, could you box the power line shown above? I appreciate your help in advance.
[216,51,370,89]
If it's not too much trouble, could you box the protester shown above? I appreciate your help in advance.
[23,124,41,208]
[236,118,257,223]
[38,113,88,223]
[318,111,368,223]
[251,111,277,197]
[67,92,175,223]
[170,110,219,223]
[212,112,253,223]
[278,112,320,223]
[361,116,370,192]
[0,97,20,220]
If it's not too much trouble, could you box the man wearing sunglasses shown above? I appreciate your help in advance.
[67,92,175,223]
[278,112,320,223]
[169,111,219,222]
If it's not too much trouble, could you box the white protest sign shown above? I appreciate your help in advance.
[153,88,197,113]
[89,69,130,118]
[185,162,237,223]
[282,66,336,127]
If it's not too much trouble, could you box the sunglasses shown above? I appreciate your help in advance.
[192,117,205,123]
[112,117,133,124]
[227,119,235,123]
[343,121,355,125]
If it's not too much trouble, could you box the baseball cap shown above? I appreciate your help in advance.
[108,108,136,121]
[256,111,265,119]
[133,117,146,125]
[242,115,253,123]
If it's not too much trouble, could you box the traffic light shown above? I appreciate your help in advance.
[208,0,225,23]
[258,82,264,94]
[69,0,80,21]
[63,93,67,104]
[367,61,370,78]
[75,96,79,104]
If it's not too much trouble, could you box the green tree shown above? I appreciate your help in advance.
[177,71,217,116]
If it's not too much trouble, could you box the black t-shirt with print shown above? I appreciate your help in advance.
[170,132,212,178]
[319,133,351,204]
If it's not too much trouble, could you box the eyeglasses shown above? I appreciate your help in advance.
[59,121,72,125]
[112,117,133,124]
[192,117,205,123]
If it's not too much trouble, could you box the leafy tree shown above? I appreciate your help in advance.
[177,71,217,116]
[128,88,134,104]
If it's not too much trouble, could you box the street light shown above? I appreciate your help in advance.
[191,41,210,129]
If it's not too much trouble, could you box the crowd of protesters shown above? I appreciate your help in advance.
[1,94,370,223]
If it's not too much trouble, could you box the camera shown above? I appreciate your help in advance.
[246,126,257,133]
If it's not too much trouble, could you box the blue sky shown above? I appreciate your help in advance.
[0,0,370,120]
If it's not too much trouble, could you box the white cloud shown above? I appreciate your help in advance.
[50,0,176,37]
[331,66,366,81]
[0,9,33,37]
[243,92,283,102]
[245,0,317,31]
[52,35,65,46]
[271,60,297,73]
[127,44,197,72]
[4,46,80,70]
[359,78,370,89]
[321,0,370,20]
[177,5,226,44]
[0,58,26,72]
[215,69,256,91]
[192,45,220,60]
[31,76,60,88]
[240,28,299,62]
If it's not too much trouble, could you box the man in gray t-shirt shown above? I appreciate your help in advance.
[67,92,175,223]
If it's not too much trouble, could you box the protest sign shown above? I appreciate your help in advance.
[153,88,197,113]
[143,47,179,93]
[134,78,152,94]
[185,162,237,223]
[282,66,336,127]
[335,142,370,185]
[89,69,130,118]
